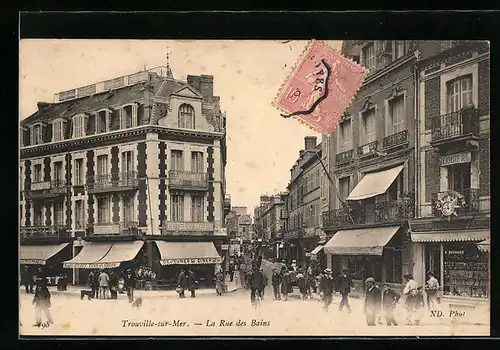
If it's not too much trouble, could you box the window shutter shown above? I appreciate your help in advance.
[119,108,124,129]
[132,104,138,127]
[43,123,51,143]
[63,119,70,140]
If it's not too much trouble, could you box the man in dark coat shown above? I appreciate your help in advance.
[177,269,187,298]
[249,267,265,307]
[124,269,137,303]
[271,268,282,300]
[382,283,400,326]
[319,268,335,311]
[187,269,197,298]
[336,268,353,313]
[229,263,235,282]
[364,277,382,326]
[88,271,98,299]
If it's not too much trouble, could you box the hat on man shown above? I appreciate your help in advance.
[324,268,332,274]
[365,277,375,284]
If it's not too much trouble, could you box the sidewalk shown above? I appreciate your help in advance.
[20,279,239,299]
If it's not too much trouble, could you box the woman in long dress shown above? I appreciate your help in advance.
[215,270,226,296]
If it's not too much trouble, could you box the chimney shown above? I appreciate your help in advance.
[37,102,50,111]
[200,75,214,97]
[187,75,202,93]
[299,150,305,157]
[305,136,317,151]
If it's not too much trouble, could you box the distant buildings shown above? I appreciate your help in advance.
[253,194,287,260]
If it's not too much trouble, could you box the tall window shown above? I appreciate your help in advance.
[97,155,108,187]
[338,119,352,151]
[97,197,110,223]
[448,163,471,193]
[178,104,195,129]
[34,164,42,182]
[191,195,204,222]
[73,115,85,138]
[171,195,184,221]
[362,108,376,144]
[54,202,64,225]
[53,161,64,184]
[32,124,42,145]
[362,43,375,71]
[75,200,85,229]
[191,151,204,172]
[121,151,133,173]
[34,203,43,226]
[387,174,403,201]
[171,150,184,171]
[123,195,134,223]
[96,111,108,133]
[52,120,64,142]
[74,158,84,185]
[388,95,405,134]
[339,176,350,202]
[395,41,407,59]
[315,203,320,226]
[315,168,321,188]
[447,75,473,113]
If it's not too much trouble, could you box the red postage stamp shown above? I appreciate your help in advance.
[274,40,367,134]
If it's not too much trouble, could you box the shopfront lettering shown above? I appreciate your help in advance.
[20,259,46,265]
[440,152,472,167]
[162,257,222,266]
[445,250,465,255]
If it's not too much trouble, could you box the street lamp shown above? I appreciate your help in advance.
[304,149,355,224]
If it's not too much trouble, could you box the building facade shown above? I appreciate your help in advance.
[253,194,287,260]
[20,66,229,287]
[410,41,490,301]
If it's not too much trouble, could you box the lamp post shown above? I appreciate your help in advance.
[304,149,355,224]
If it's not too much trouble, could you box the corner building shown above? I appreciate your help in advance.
[19,67,229,288]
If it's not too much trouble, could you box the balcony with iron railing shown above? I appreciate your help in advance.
[26,180,67,199]
[87,171,139,193]
[160,221,214,236]
[90,221,139,236]
[20,224,69,238]
[322,197,414,230]
[283,227,303,241]
[336,149,354,165]
[383,130,409,150]
[168,171,208,191]
[430,107,480,145]
[281,209,289,219]
[357,140,379,157]
[431,188,480,218]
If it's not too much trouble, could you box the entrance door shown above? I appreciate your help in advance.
[426,244,441,282]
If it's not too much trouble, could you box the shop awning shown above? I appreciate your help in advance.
[324,226,400,256]
[155,241,222,266]
[346,165,404,201]
[410,230,489,243]
[20,243,70,265]
[310,245,324,255]
[477,239,490,253]
[92,241,144,268]
[62,242,113,269]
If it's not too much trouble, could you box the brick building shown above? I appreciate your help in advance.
[19,66,229,288]
[410,41,490,302]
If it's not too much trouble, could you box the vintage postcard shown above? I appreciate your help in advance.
[19,39,490,337]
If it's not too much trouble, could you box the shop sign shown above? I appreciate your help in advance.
[63,262,120,269]
[445,250,465,255]
[221,244,229,250]
[20,259,46,265]
[440,152,471,167]
[161,257,222,266]
[434,191,466,218]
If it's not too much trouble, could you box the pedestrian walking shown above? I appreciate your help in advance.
[280,266,291,301]
[177,269,187,298]
[260,268,268,300]
[32,279,54,327]
[319,269,335,311]
[229,263,235,282]
[414,286,425,326]
[187,269,197,298]
[98,270,110,299]
[296,270,308,300]
[382,283,400,326]
[109,271,118,300]
[364,277,381,326]
[271,268,282,300]
[87,270,98,299]
[249,267,265,308]
[306,264,316,295]
[425,271,440,310]
[124,269,136,303]
[403,274,419,325]
[215,269,225,296]
[336,268,353,313]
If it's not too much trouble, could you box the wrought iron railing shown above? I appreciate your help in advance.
[168,170,208,189]
[383,130,408,149]
[91,221,139,235]
[160,221,214,236]
[87,171,139,192]
[28,180,67,196]
[374,198,415,222]
[336,149,354,164]
[283,228,303,240]
[431,107,479,142]
[20,224,68,238]
[431,188,480,217]
[357,140,379,157]
[281,210,289,219]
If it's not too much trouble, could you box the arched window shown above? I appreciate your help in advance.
[178,104,195,129]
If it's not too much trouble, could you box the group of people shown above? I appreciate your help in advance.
[176,268,197,298]
[21,267,69,293]
[87,269,137,302]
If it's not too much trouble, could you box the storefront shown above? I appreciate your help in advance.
[20,243,73,285]
[324,225,410,291]
[411,230,490,300]
[154,241,222,289]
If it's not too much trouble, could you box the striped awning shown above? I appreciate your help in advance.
[324,226,400,256]
[411,230,490,243]
[310,245,324,255]
[63,242,113,269]
[20,243,70,265]
[155,241,222,266]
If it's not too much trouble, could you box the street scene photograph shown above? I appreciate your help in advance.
[19,39,490,337]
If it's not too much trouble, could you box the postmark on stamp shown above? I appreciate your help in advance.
[274,40,367,134]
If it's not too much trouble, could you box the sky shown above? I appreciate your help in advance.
[20,39,342,212]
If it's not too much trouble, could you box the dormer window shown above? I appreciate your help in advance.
[120,104,138,129]
[178,104,195,129]
[394,41,407,59]
[96,110,110,134]
[52,119,65,142]
[30,124,43,145]
[72,114,86,138]
[362,43,375,72]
